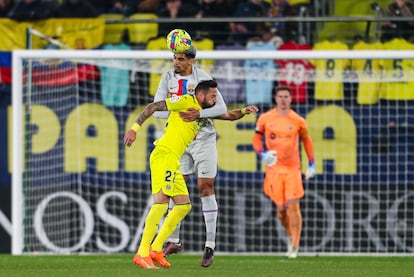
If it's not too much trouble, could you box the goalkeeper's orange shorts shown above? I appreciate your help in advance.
[263,168,304,206]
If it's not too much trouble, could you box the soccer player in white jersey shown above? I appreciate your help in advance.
[153,45,244,267]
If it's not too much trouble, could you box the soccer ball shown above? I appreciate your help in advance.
[166,29,192,54]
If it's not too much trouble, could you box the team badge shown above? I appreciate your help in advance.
[187,84,196,93]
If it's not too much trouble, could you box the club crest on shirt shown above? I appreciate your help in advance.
[288,124,294,130]
[187,84,196,93]
[270,133,276,139]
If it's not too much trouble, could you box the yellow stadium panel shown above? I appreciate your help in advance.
[128,13,158,45]
[100,14,127,44]
[0,19,28,50]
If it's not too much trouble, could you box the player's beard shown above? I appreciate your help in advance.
[201,101,216,109]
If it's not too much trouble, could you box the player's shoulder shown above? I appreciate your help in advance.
[193,66,212,80]
[257,109,276,120]
[163,68,176,79]
[289,110,306,123]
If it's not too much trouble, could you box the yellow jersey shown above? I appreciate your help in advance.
[380,38,414,100]
[351,40,383,104]
[155,94,202,158]
[312,40,350,101]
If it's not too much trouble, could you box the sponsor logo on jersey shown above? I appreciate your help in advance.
[169,94,181,103]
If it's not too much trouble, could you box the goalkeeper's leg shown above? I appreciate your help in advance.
[277,208,292,256]
[286,201,302,258]
[277,208,291,238]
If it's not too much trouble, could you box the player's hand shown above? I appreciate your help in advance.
[180,108,200,122]
[242,105,259,115]
[259,150,277,166]
[123,130,137,147]
[305,161,316,180]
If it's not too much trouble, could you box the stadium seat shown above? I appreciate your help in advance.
[318,0,390,42]
[128,13,158,45]
[100,14,127,44]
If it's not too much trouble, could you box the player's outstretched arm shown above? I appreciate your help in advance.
[179,89,227,121]
[124,101,167,147]
[215,105,259,121]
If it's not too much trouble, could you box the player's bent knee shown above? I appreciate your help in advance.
[198,178,215,197]
[175,203,192,216]
[287,202,301,214]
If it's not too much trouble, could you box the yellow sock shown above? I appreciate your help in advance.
[151,203,191,251]
[137,203,168,257]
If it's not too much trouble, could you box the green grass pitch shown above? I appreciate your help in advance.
[0,254,413,277]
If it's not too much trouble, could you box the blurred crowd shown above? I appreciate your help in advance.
[1,0,413,47]
[0,0,314,46]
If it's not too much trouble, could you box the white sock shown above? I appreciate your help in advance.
[201,194,218,249]
[166,198,180,244]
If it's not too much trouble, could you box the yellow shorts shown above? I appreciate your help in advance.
[263,168,304,206]
[149,146,189,197]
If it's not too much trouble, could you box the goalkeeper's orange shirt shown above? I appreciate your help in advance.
[253,108,310,173]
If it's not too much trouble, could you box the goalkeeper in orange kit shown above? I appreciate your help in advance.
[252,86,315,259]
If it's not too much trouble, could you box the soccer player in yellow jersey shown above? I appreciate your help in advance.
[124,80,217,269]
[124,79,258,269]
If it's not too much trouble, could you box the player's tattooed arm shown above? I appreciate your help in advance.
[215,105,259,121]
[137,101,167,125]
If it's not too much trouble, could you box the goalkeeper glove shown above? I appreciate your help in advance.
[305,161,316,180]
[259,150,277,166]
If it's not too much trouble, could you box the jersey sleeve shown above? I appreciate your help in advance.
[252,114,266,152]
[298,117,314,161]
[153,72,171,119]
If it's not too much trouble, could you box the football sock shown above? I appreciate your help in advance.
[137,203,168,257]
[166,199,181,243]
[152,203,192,252]
[201,194,218,249]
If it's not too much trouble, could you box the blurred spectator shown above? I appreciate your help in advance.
[222,0,239,12]
[127,0,161,14]
[54,0,98,18]
[107,1,128,15]
[0,0,14,17]
[195,0,230,44]
[262,26,283,49]
[88,0,114,15]
[381,0,414,43]
[265,0,298,41]
[229,0,267,45]
[157,0,200,37]
[9,0,58,21]
[288,0,312,14]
